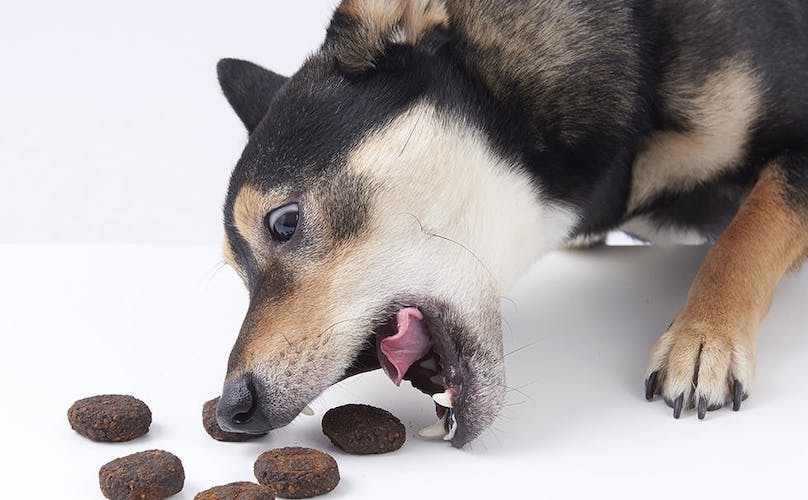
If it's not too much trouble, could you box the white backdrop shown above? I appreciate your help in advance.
[2,3,808,500]
[0,0,338,243]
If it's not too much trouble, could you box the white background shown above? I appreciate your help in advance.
[1,1,807,500]
[0,0,337,244]
[2,246,807,500]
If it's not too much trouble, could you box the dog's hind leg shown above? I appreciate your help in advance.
[644,155,808,418]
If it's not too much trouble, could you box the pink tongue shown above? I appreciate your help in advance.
[377,308,431,386]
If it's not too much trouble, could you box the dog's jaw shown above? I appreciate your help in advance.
[332,102,578,445]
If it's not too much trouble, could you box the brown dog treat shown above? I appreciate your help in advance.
[68,394,151,442]
[254,447,339,498]
[99,450,184,500]
[195,482,275,500]
[202,397,268,442]
[321,404,406,454]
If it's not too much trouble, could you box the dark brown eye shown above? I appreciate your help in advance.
[266,203,299,242]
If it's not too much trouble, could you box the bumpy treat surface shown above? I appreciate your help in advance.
[68,394,152,442]
[203,397,267,442]
[254,447,339,499]
[99,449,184,500]
[321,404,406,454]
[195,481,275,500]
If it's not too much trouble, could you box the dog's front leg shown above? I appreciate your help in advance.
[644,161,808,418]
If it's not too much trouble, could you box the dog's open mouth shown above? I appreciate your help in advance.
[343,305,465,443]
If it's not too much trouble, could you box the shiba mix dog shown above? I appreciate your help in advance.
[213,0,808,447]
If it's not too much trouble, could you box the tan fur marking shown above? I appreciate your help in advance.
[630,65,761,210]
[227,259,361,413]
[233,267,335,371]
[335,0,448,71]
[648,166,808,408]
[233,185,267,250]
[232,185,289,258]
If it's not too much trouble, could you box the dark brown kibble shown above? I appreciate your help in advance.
[99,450,184,500]
[321,404,406,454]
[195,482,275,500]
[202,397,268,442]
[68,394,151,442]
[254,447,339,499]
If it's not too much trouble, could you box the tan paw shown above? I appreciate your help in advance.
[645,321,754,419]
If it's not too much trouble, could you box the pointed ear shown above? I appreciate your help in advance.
[328,0,450,74]
[217,58,288,133]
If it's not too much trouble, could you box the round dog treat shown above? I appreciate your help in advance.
[68,394,151,442]
[321,404,406,454]
[254,447,339,498]
[203,397,268,442]
[99,450,184,500]
[195,482,275,500]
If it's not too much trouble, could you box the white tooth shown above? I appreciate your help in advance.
[419,358,438,371]
[418,416,447,439]
[301,405,314,416]
[432,391,453,408]
[443,415,458,441]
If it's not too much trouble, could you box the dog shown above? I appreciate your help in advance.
[213,0,808,447]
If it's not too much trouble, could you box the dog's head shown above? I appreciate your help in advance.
[215,0,574,446]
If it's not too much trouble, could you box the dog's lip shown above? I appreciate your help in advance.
[417,307,468,447]
[340,301,457,381]
[340,300,469,445]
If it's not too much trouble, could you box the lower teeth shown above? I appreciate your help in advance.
[418,408,458,441]
[418,415,447,439]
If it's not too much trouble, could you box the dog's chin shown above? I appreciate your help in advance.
[341,299,504,448]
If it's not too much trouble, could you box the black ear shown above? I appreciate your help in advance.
[217,58,288,133]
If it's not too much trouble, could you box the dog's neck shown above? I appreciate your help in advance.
[442,0,648,236]
[346,103,579,293]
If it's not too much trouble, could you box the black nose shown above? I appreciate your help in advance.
[216,374,271,434]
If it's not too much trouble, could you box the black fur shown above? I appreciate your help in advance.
[220,0,808,278]
[217,58,288,133]
[626,0,808,235]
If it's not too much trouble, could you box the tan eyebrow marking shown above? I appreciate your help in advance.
[233,185,269,249]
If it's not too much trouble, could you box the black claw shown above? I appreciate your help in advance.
[732,380,744,411]
[645,371,659,401]
[697,396,707,420]
[673,394,684,419]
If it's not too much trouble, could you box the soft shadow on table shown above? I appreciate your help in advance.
[469,246,707,455]
[465,245,808,456]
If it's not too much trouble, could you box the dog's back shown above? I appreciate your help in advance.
[445,0,808,238]
[627,0,808,239]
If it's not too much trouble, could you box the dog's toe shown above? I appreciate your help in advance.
[645,323,754,418]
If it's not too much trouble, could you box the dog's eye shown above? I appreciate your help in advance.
[266,203,299,243]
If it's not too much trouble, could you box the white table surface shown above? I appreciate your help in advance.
[2,244,806,499]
